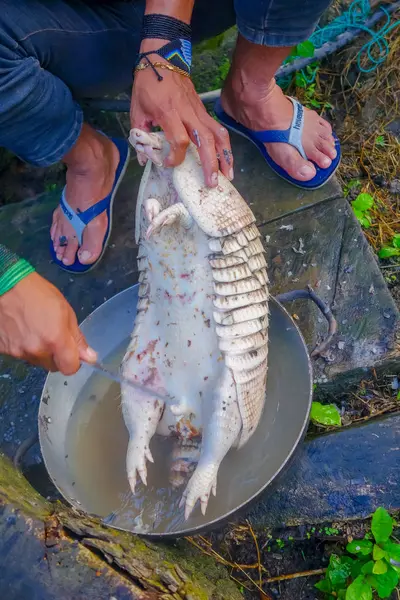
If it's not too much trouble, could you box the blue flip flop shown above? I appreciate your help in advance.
[214,97,341,190]
[50,136,130,274]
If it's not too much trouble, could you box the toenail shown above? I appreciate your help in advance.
[62,257,71,265]
[211,172,218,186]
[228,168,234,181]
[299,165,315,178]
[79,250,92,262]
[56,253,63,260]
[322,157,331,168]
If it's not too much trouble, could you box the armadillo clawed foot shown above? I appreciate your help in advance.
[179,462,219,520]
[146,203,193,239]
[126,438,154,492]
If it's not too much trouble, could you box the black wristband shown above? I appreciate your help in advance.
[140,13,191,42]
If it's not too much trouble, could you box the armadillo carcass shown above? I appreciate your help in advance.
[121,129,269,519]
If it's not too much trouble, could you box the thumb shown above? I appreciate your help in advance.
[75,329,97,364]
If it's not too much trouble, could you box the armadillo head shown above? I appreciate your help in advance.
[128,129,256,242]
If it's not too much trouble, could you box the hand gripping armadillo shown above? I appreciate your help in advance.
[121,129,269,519]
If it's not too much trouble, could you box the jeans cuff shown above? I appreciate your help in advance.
[237,18,316,47]
[30,103,83,167]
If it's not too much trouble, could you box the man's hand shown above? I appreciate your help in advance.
[131,0,234,189]
[131,53,233,188]
[0,272,97,375]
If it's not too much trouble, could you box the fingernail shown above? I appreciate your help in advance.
[228,168,234,181]
[79,250,92,263]
[211,172,218,186]
[299,165,315,178]
[85,347,97,362]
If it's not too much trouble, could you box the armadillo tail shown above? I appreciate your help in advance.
[169,439,201,489]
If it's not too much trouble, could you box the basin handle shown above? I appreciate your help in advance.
[275,285,337,358]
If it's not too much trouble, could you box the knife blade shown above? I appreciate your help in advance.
[87,361,168,403]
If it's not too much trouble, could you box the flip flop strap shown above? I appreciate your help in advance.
[248,97,307,160]
[60,189,110,245]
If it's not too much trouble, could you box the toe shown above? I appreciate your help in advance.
[62,238,79,266]
[316,136,337,161]
[307,146,332,169]
[318,118,332,134]
[56,245,66,262]
[78,214,107,265]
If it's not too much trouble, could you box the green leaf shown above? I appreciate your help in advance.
[310,402,341,426]
[309,99,321,108]
[375,135,386,147]
[347,540,373,556]
[295,72,307,88]
[371,508,393,544]
[352,193,374,212]
[296,40,315,57]
[369,567,399,598]
[392,234,400,248]
[361,561,375,575]
[373,559,388,574]
[328,554,352,588]
[381,541,400,563]
[360,216,371,228]
[373,545,387,560]
[337,591,346,600]
[315,578,332,593]
[378,246,400,259]
[345,575,372,600]
[397,390,400,401]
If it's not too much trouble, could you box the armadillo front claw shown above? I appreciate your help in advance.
[180,463,218,520]
[126,440,154,494]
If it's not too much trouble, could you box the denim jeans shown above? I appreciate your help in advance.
[0,0,331,167]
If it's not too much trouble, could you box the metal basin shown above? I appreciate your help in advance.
[39,284,312,538]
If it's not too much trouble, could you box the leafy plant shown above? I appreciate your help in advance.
[311,402,342,427]
[343,178,361,197]
[315,507,400,599]
[375,135,386,147]
[351,193,374,228]
[378,234,400,260]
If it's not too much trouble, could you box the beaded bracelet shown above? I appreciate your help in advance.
[136,13,192,80]
[0,244,35,296]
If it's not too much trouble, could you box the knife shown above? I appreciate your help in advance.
[87,361,168,403]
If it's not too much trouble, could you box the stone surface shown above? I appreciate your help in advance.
[0,132,399,529]
[247,414,400,529]
[260,197,399,385]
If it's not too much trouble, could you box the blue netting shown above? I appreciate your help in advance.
[281,0,400,87]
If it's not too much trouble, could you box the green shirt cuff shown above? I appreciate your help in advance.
[0,259,35,296]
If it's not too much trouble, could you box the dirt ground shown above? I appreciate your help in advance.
[189,517,400,599]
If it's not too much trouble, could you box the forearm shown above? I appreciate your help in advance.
[0,245,35,296]
[144,0,195,24]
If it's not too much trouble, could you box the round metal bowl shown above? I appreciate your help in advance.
[39,284,312,538]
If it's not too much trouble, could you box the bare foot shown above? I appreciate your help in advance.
[221,79,337,182]
[50,124,120,266]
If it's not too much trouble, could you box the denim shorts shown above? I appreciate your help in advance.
[0,0,331,166]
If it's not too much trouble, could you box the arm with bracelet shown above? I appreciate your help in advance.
[0,244,96,375]
[130,0,234,188]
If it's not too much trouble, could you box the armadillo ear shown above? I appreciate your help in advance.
[172,143,255,238]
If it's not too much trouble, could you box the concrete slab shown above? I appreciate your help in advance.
[260,198,399,386]
[230,133,342,224]
[247,413,400,529]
